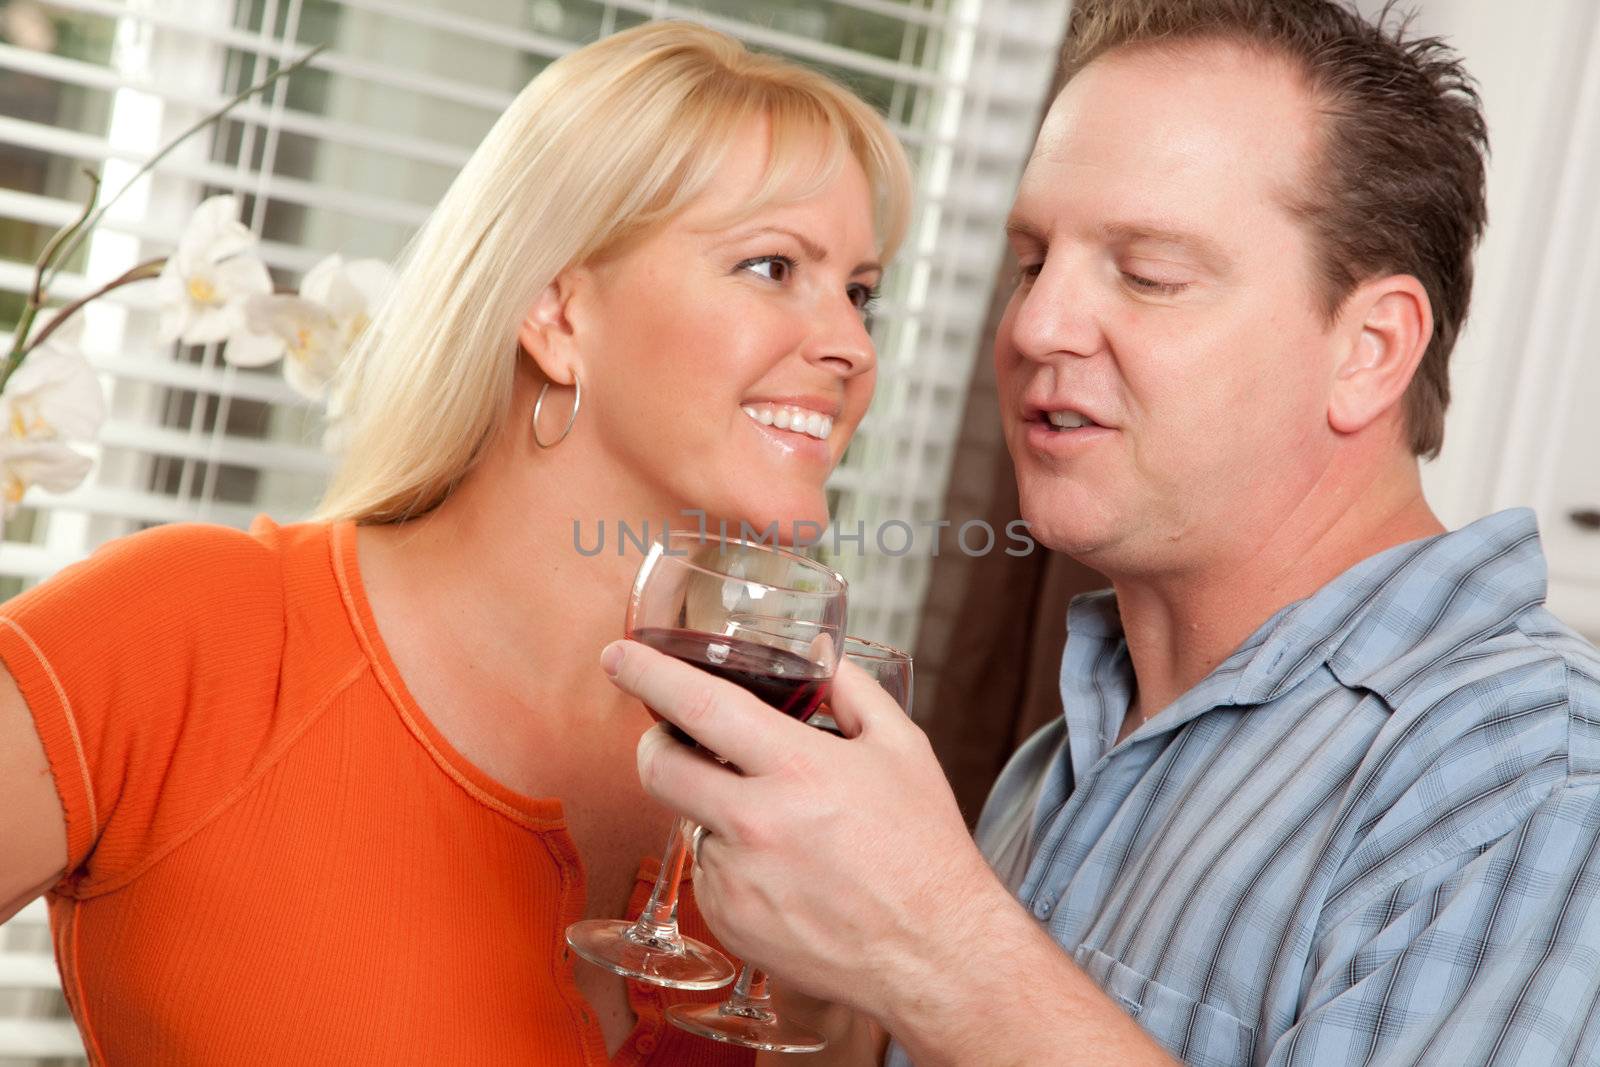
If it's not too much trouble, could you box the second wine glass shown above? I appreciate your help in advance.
[667,634,913,1052]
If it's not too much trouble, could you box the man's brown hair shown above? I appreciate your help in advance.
[1062,0,1488,459]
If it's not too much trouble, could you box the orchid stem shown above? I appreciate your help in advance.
[3,171,102,393]
[38,43,326,296]
[31,170,99,307]
[0,258,165,394]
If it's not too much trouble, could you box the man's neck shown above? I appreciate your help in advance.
[1108,461,1445,725]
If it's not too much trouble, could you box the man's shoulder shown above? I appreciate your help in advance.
[1347,600,1598,765]
[1513,606,1600,778]
[1513,604,1600,682]
[1333,606,1599,879]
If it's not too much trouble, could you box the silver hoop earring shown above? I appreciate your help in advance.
[532,374,581,449]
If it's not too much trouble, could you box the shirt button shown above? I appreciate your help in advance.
[637,1033,658,1054]
[1034,897,1053,919]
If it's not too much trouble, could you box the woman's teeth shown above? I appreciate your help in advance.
[742,404,834,441]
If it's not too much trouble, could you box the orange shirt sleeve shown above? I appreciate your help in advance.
[0,522,286,895]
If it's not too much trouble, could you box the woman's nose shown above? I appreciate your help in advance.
[805,296,876,378]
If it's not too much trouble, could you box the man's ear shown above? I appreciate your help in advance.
[516,269,589,386]
[1328,274,1433,436]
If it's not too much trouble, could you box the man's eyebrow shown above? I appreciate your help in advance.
[1101,222,1232,270]
[1004,217,1048,245]
[716,225,881,277]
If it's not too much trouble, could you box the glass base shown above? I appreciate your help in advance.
[565,919,736,991]
[666,1001,827,1053]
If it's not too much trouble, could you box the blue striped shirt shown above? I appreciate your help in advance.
[888,509,1600,1066]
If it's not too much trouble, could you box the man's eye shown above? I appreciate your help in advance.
[1015,262,1043,286]
[1123,272,1189,296]
[740,255,796,283]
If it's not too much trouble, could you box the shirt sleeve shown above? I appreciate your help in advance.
[0,521,285,895]
[1263,777,1600,1066]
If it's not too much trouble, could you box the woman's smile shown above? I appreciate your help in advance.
[739,400,838,442]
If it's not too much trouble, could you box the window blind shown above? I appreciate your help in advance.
[0,0,1069,643]
[0,1,1067,1057]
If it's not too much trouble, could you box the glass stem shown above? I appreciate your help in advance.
[627,816,694,948]
[719,964,776,1021]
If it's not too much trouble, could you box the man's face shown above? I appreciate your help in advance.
[997,41,1344,574]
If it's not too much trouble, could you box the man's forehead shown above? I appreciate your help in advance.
[1017,40,1318,219]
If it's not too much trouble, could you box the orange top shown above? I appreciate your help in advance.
[0,516,750,1066]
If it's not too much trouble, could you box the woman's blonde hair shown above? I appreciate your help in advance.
[314,20,914,524]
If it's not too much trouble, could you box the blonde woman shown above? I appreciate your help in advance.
[0,21,910,1065]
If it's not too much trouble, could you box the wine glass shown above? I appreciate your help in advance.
[564,531,847,989]
[667,633,913,1052]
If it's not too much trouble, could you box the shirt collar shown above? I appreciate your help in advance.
[1058,590,1134,778]
[1058,508,1548,752]
[1235,508,1546,704]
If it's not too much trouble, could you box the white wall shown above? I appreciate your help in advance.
[1371,0,1600,638]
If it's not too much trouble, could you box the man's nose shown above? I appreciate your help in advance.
[1007,257,1103,363]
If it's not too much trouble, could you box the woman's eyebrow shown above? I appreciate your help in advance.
[716,225,881,276]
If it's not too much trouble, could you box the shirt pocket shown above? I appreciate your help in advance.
[1074,945,1257,1067]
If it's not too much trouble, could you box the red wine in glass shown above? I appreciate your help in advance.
[631,627,831,744]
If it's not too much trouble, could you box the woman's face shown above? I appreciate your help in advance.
[568,118,882,542]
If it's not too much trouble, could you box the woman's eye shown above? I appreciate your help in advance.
[1014,262,1043,287]
[847,283,881,313]
[740,254,796,283]
[1123,272,1188,296]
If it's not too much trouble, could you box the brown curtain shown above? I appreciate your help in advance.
[908,56,1107,826]
[910,281,1105,826]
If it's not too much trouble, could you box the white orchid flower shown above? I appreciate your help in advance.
[1,441,94,517]
[3,312,105,442]
[240,254,392,399]
[155,194,273,346]
[0,311,106,516]
[241,293,338,381]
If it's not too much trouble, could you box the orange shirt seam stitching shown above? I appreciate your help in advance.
[63,903,110,1066]
[0,614,100,841]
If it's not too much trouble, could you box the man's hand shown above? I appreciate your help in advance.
[758,986,887,1067]
[602,639,998,1016]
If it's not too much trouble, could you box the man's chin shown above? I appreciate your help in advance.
[1024,517,1114,560]
[1017,481,1119,558]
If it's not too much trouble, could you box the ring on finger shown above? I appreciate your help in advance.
[689,824,710,867]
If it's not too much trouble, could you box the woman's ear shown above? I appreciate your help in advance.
[1327,273,1433,437]
[516,269,589,386]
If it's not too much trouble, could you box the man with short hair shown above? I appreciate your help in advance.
[601,1,1600,1063]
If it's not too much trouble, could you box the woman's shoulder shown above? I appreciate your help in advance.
[4,515,330,622]
[0,516,350,891]
[90,514,289,584]
[0,516,360,715]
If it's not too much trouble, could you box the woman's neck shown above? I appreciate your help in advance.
[358,410,681,724]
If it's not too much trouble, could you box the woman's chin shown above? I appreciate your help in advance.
[726,500,831,548]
